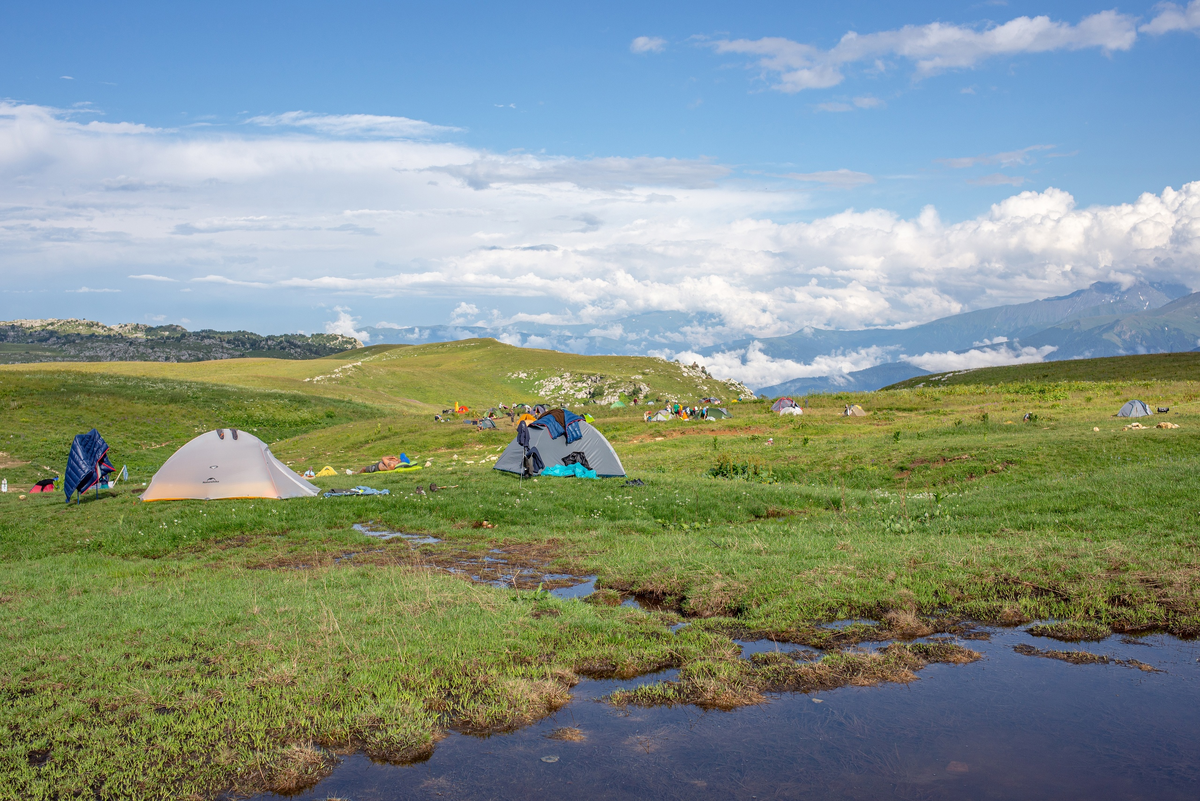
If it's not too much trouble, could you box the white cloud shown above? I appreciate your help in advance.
[816,101,854,112]
[853,96,883,108]
[1141,1,1200,35]
[902,344,1057,371]
[67,287,120,293]
[450,302,480,324]
[631,36,667,54]
[675,342,890,388]
[1,100,1199,344]
[713,10,1138,92]
[128,273,177,282]
[786,169,875,188]
[247,111,459,138]
[324,307,369,342]
[937,145,1054,169]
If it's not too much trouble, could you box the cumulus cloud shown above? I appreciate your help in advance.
[631,36,667,54]
[2,100,1199,343]
[324,307,370,342]
[128,273,177,282]
[902,344,1057,371]
[675,342,891,388]
[1141,1,1200,35]
[450,302,480,324]
[712,10,1138,92]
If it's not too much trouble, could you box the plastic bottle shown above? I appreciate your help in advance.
[1,479,6,493]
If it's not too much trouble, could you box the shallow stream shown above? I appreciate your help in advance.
[251,628,1200,800]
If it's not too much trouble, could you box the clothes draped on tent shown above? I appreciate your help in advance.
[64,428,115,503]
[141,430,318,501]
[532,408,584,444]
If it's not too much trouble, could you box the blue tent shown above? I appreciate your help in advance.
[64,428,114,503]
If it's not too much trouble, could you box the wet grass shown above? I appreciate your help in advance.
[609,641,982,710]
[0,355,1198,798]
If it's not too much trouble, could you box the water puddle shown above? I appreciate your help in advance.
[352,523,441,545]
[251,628,1200,800]
[734,638,819,659]
[549,577,597,600]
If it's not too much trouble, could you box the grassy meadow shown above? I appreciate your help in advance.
[1,342,1198,799]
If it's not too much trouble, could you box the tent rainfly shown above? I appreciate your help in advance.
[141,429,318,501]
[494,419,626,478]
[770,398,798,412]
[843,404,867,417]
[1117,400,1153,418]
[610,400,626,408]
[706,407,732,419]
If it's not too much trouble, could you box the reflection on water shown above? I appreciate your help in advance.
[251,629,1200,800]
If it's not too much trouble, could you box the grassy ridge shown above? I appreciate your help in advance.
[3,338,746,413]
[1,352,1198,798]
[886,352,1200,389]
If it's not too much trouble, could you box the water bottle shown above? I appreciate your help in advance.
[1,479,6,493]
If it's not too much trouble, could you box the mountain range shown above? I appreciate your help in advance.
[5,280,1198,392]
[0,319,361,363]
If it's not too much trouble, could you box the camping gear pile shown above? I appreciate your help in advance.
[142,429,318,501]
[323,486,390,497]
[495,408,625,479]
[645,404,732,422]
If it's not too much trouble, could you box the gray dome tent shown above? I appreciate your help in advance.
[494,420,625,478]
[1117,400,1153,418]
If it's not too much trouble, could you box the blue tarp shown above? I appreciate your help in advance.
[64,428,114,503]
[540,463,599,479]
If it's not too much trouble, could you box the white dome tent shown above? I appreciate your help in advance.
[142,429,318,501]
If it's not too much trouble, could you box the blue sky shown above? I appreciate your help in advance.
[2,0,1199,350]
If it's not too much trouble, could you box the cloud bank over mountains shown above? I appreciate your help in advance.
[1,98,1199,387]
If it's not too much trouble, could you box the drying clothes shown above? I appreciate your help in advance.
[541,464,598,479]
[533,408,584,444]
[561,451,593,470]
[523,447,545,477]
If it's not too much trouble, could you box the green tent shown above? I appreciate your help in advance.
[610,400,626,408]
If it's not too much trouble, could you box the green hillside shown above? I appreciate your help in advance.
[5,338,752,412]
[884,352,1200,390]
